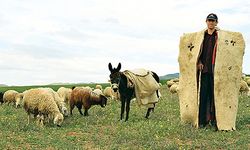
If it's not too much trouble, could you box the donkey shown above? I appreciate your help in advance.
[108,62,160,121]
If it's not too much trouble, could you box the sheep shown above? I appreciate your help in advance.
[169,83,179,94]
[3,90,19,106]
[166,80,175,88]
[39,88,69,117]
[0,92,3,104]
[103,86,120,101]
[172,78,179,82]
[246,78,250,86]
[85,86,94,91]
[57,87,72,104]
[95,85,103,90]
[239,80,249,95]
[22,88,64,127]
[15,93,24,108]
[93,89,103,96]
[70,87,107,116]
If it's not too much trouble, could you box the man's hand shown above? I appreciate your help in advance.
[197,62,204,71]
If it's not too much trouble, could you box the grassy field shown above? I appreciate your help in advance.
[0,84,249,149]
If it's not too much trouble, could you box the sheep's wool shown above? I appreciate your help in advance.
[123,69,160,108]
[178,29,245,131]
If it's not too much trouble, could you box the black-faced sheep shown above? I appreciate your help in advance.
[70,87,107,116]
[103,87,120,101]
[23,88,64,127]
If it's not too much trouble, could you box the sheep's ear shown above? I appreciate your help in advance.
[116,63,121,71]
[108,63,113,72]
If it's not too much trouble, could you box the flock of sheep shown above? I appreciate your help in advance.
[0,85,120,127]
[166,76,250,96]
[0,76,249,127]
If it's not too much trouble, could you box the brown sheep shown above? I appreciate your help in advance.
[70,87,107,116]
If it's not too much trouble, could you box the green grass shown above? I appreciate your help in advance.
[0,84,249,149]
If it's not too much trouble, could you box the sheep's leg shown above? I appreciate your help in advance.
[78,108,83,115]
[70,103,75,115]
[120,98,125,120]
[125,100,131,121]
[27,113,31,125]
[40,116,44,128]
[84,109,89,116]
[77,105,83,115]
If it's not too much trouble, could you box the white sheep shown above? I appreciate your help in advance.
[95,85,103,90]
[169,83,179,94]
[103,87,120,101]
[166,80,175,88]
[3,90,19,106]
[57,87,72,104]
[172,78,179,82]
[40,88,69,117]
[93,89,103,96]
[15,93,24,108]
[239,80,249,95]
[246,78,250,86]
[23,88,64,127]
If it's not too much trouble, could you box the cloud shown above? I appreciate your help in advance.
[0,0,249,85]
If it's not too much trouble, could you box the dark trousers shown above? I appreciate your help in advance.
[199,73,216,126]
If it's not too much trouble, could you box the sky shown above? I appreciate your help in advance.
[0,0,249,86]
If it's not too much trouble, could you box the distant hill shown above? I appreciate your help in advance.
[160,73,179,80]
[0,84,8,87]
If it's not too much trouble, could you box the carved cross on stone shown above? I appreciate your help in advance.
[188,43,194,51]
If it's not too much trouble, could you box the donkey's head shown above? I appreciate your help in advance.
[108,63,121,92]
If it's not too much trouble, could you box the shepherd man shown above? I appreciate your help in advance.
[178,13,245,131]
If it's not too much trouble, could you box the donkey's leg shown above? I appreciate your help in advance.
[120,98,126,120]
[125,99,131,121]
[145,104,155,119]
[145,108,151,119]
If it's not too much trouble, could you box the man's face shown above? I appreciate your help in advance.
[206,19,218,29]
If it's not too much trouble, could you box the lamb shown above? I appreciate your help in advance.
[103,86,120,101]
[95,85,103,90]
[57,87,72,104]
[239,80,249,95]
[22,88,64,127]
[0,92,3,104]
[70,87,107,116]
[3,90,19,106]
[93,89,103,96]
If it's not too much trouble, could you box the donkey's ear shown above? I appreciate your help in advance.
[108,63,113,72]
[117,63,121,71]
